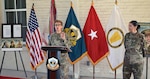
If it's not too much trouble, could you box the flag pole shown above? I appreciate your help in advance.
[31,68,42,79]
[73,64,75,78]
[114,69,116,79]
[93,65,95,79]
[70,1,75,79]
[31,4,42,79]
[71,1,73,7]
[115,0,118,5]
[32,3,34,9]
[114,1,117,79]
[35,68,38,79]
[91,1,95,79]
[92,0,94,6]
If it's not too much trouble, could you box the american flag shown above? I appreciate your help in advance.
[26,5,44,70]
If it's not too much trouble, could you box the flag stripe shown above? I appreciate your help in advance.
[26,30,30,49]
[31,45,38,65]
[30,51,35,65]
[35,30,44,60]
[31,34,41,63]
[33,31,41,56]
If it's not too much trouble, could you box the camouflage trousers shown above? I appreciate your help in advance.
[123,62,144,79]
[60,53,69,79]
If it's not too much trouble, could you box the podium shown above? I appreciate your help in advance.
[41,46,71,79]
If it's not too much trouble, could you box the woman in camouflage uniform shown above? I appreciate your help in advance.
[123,20,145,79]
[49,20,70,79]
[143,30,150,54]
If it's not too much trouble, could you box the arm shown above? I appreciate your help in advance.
[140,34,146,57]
[63,33,72,48]
[49,34,56,46]
[49,33,71,47]
[124,33,128,49]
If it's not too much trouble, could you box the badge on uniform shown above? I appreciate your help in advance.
[46,57,59,71]
[64,25,81,47]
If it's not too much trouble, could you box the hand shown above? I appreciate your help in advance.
[60,32,66,41]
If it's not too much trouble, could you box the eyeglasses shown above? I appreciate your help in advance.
[55,24,62,26]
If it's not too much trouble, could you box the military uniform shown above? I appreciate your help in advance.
[123,32,144,79]
[146,45,150,54]
[49,32,70,79]
[142,29,150,55]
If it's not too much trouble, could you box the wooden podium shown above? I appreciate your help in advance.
[41,46,71,79]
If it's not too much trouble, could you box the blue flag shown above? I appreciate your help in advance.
[64,6,87,64]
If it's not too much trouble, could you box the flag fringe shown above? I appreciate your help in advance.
[87,52,109,65]
[30,60,44,70]
[26,45,29,52]
[68,52,87,65]
[26,45,45,70]
[106,57,123,71]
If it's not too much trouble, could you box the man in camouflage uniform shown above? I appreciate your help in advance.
[49,20,71,79]
[123,21,144,79]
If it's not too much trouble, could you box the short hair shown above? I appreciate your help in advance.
[145,33,150,36]
[55,20,63,25]
[142,30,150,36]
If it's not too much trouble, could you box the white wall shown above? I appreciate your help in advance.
[0,0,150,78]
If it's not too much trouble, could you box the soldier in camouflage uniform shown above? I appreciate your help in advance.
[142,29,150,55]
[123,21,145,79]
[49,20,70,79]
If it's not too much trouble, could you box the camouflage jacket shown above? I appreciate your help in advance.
[124,32,144,64]
[148,45,150,54]
[49,32,70,72]
[49,32,71,48]
[145,43,150,54]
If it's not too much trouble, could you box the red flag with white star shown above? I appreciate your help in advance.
[83,5,109,65]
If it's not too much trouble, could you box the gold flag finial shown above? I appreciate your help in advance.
[115,0,118,5]
[71,1,73,7]
[32,3,34,9]
[92,0,94,6]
